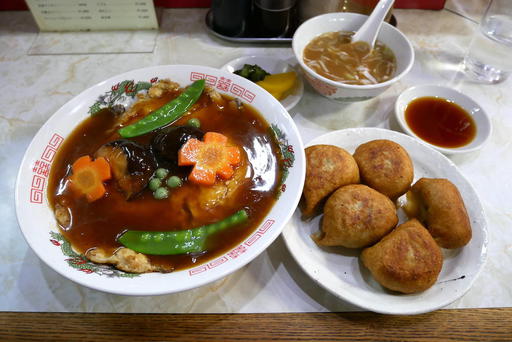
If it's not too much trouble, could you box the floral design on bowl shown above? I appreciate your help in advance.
[16,65,305,295]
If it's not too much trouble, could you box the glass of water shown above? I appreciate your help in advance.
[463,0,512,83]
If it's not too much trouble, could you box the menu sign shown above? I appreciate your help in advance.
[26,0,158,31]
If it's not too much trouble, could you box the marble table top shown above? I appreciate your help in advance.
[2,1,511,313]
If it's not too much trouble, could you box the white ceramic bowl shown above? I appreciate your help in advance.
[292,12,414,102]
[395,85,492,154]
[221,55,304,111]
[15,65,305,296]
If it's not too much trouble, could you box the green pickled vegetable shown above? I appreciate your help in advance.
[235,64,251,79]
[118,209,249,255]
[234,64,270,82]
[118,79,205,138]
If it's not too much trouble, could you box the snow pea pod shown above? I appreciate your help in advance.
[118,79,205,138]
[118,209,248,255]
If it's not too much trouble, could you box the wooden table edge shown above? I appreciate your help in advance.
[1,308,512,341]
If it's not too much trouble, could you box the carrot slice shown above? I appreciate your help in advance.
[177,138,201,166]
[178,132,241,186]
[68,155,112,202]
[204,132,227,144]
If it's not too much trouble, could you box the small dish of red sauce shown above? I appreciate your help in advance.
[405,96,476,148]
[395,85,492,154]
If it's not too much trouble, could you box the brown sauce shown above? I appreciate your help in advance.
[405,96,476,148]
[47,91,281,272]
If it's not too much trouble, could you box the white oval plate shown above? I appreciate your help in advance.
[222,55,304,111]
[282,127,488,315]
[15,65,305,296]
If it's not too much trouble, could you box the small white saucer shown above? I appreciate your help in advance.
[222,55,304,111]
[395,85,492,154]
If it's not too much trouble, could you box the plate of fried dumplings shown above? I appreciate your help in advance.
[282,127,488,315]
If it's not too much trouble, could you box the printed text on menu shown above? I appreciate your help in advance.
[26,0,158,31]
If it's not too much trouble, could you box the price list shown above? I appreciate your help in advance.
[26,0,158,31]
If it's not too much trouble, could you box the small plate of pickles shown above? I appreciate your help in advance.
[222,55,304,111]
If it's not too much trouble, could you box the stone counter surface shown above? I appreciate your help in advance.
[2,1,511,313]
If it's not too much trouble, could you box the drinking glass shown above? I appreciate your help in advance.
[463,0,512,83]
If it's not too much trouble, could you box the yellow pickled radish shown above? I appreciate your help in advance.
[256,72,297,100]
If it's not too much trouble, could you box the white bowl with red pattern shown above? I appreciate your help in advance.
[292,12,414,102]
[15,65,305,295]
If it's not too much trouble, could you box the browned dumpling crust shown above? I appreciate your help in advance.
[361,219,443,294]
[404,178,472,249]
[301,145,360,219]
[353,139,414,200]
[314,184,398,248]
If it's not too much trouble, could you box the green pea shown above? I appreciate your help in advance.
[187,118,201,128]
[155,168,169,179]
[166,176,182,188]
[149,178,162,191]
[153,187,169,199]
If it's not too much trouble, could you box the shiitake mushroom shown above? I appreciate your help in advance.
[95,140,156,199]
[150,125,204,172]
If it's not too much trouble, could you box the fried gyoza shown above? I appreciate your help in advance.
[361,219,443,294]
[301,145,360,219]
[353,139,414,200]
[313,184,398,248]
[404,178,472,249]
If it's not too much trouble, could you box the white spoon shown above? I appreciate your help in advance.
[351,0,395,48]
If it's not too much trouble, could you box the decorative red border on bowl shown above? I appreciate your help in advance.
[188,219,275,276]
[190,72,255,103]
[30,133,63,204]
[30,71,295,279]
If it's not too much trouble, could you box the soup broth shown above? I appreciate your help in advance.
[303,31,396,85]
[48,84,281,273]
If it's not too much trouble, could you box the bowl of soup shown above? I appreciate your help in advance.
[15,65,305,295]
[292,12,414,101]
